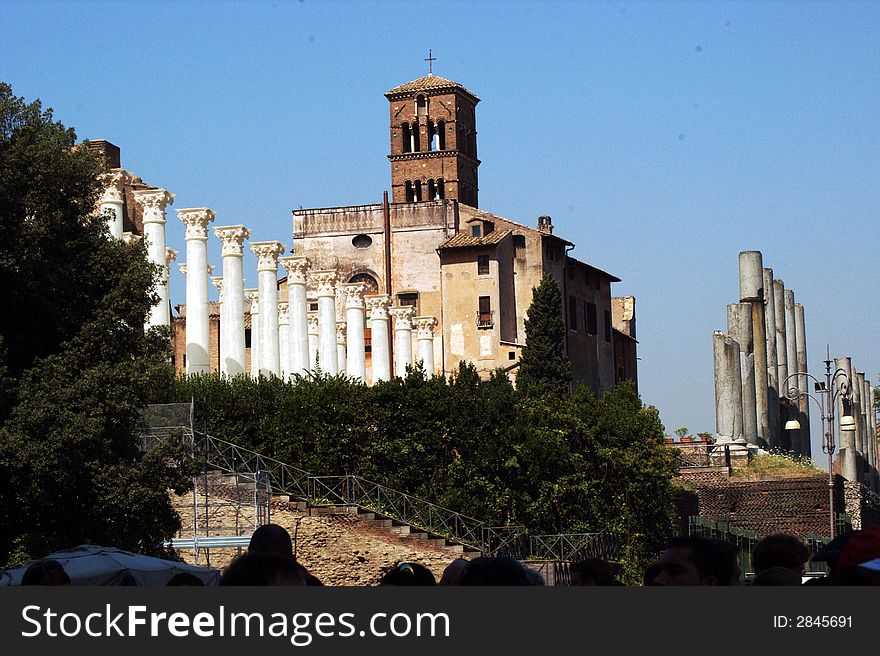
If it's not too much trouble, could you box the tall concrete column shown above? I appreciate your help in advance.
[794,303,811,458]
[307,311,319,372]
[783,289,800,454]
[177,208,215,374]
[98,169,130,240]
[278,302,290,381]
[366,294,392,383]
[311,271,338,375]
[279,257,311,377]
[336,322,347,375]
[835,356,857,481]
[211,276,225,375]
[245,289,260,378]
[738,252,769,446]
[250,241,285,377]
[728,303,758,445]
[339,283,366,382]
[713,331,745,444]
[414,316,438,376]
[763,267,781,447]
[214,225,250,377]
[390,306,415,378]
[133,188,174,328]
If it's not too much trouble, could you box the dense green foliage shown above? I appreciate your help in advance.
[155,368,678,579]
[516,274,572,396]
[0,83,195,567]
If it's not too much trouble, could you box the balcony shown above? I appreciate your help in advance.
[476,310,494,329]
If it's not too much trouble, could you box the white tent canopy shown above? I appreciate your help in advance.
[0,544,219,586]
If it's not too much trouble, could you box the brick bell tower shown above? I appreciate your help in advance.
[386,70,480,207]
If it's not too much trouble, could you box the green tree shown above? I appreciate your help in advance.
[516,274,572,396]
[0,83,193,566]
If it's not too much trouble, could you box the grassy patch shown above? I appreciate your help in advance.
[731,452,822,478]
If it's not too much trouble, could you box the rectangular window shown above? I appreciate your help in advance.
[568,296,578,331]
[398,292,419,314]
[604,310,612,342]
[477,254,490,275]
[245,328,252,349]
[478,296,492,327]
[471,225,481,237]
[586,302,598,335]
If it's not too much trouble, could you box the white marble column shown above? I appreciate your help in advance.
[98,169,130,240]
[339,283,366,382]
[133,188,174,328]
[414,316,438,376]
[177,208,215,374]
[211,276,225,374]
[311,271,339,375]
[279,257,311,377]
[713,331,745,444]
[278,302,290,381]
[214,225,251,377]
[250,241,285,377]
[366,295,392,383]
[307,311,319,372]
[336,322,347,375]
[390,306,415,378]
[245,289,260,378]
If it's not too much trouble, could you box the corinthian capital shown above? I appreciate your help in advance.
[165,248,178,265]
[121,232,141,245]
[214,225,251,257]
[365,294,391,320]
[307,311,319,333]
[413,316,438,339]
[250,241,285,272]
[278,301,290,324]
[99,169,131,204]
[336,321,347,344]
[177,208,216,240]
[211,276,224,301]
[338,283,366,309]
[133,188,174,224]
[244,288,259,310]
[310,270,338,298]
[279,256,312,285]
[389,305,415,329]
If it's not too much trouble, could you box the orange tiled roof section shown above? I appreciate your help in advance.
[438,229,511,251]
[386,75,480,101]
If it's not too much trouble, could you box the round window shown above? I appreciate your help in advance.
[352,234,372,249]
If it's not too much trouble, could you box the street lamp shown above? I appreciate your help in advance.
[782,347,855,539]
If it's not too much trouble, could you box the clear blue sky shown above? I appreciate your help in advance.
[2,0,877,461]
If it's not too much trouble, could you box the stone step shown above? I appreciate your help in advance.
[357,512,376,521]
[272,494,290,504]
[427,537,448,547]
[442,544,465,554]
[370,518,394,527]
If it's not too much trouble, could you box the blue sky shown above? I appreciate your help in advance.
[2,0,877,460]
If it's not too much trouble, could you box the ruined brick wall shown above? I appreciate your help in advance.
[843,481,880,531]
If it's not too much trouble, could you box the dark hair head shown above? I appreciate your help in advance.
[379,562,436,586]
[166,572,205,586]
[750,566,802,586]
[665,537,739,585]
[752,534,810,574]
[220,552,306,586]
[570,559,617,586]
[459,557,531,586]
[248,524,293,558]
[21,559,70,586]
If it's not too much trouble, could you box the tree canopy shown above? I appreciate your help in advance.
[0,83,194,567]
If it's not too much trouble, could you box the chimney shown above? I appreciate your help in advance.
[85,140,121,169]
[537,215,553,234]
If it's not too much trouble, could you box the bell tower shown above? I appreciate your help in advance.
[386,73,480,207]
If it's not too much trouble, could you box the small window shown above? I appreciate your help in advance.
[436,178,445,199]
[586,302,598,335]
[405,181,415,202]
[352,234,373,249]
[398,292,419,314]
[478,296,492,327]
[471,225,481,238]
[568,296,578,331]
[604,310,612,342]
[245,328,252,348]
[309,302,318,312]
[402,123,412,153]
[477,254,490,275]
[508,351,515,361]
[513,235,526,250]
[437,120,446,149]
[414,180,423,202]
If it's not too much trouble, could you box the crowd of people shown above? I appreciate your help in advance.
[17,524,880,586]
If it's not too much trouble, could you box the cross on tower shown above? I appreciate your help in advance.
[425,49,436,75]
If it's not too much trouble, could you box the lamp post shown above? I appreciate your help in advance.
[782,347,855,539]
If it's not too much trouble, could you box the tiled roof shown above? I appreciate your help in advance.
[438,229,511,250]
[386,75,479,100]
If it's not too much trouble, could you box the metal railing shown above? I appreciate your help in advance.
[675,443,714,468]
[528,532,621,562]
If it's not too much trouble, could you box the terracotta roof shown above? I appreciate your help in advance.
[386,75,479,101]
[438,229,511,250]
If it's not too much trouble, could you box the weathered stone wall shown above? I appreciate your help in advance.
[843,480,880,531]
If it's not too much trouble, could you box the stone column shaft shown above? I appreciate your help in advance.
[738,252,769,446]
[307,312,319,372]
[178,208,215,374]
[211,276,225,374]
[414,316,438,376]
[390,306,415,378]
[339,283,367,382]
[835,357,857,481]
[714,331,744,443]
[366,295,392,383]
[279,302,290,381]
[794,303,811,458]
[134,188,174,329]
[245,289,260,378]
[783,289,800,454]
[214,226,250,377]
[280,257,311,377]
[99,169,129,240]
[251,241,285,377]
[772,279,789,449]
[728,303,757,445]
[164,248,178,334]
[310,271,339,375]
[852,371,864,455]
[336,322,347,375]
[763,268,781,447]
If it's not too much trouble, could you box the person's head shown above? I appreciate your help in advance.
[750,566,803,586]
[570,559,617,586]
[248,524,293,558]
[21,559,70,586]
[438,558,469,586]
[379,562,436,586]
[652,537,737,586]
[220,552,307,586]
[458,557,531,586]
[166,572,205,586]
[752,534,810,575]
[642,562,661,586]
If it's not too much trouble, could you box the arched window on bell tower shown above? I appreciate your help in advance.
[428,179,437,200]
[428,121,437,151]
[437,178,445,199]
[416,95,427,117]
[402,123,412,153]
[437,120,446,149]
[405,181,415,202]
[414,180,423,202]
[412,121,420,152]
